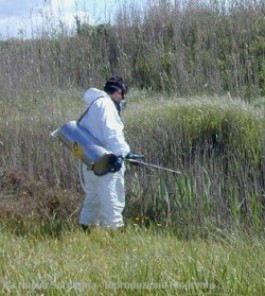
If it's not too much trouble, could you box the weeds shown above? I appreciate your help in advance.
[0,225,264,295]
[2,1,265,98]
[1,94,264,231]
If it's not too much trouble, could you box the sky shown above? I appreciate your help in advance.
[0,0,120,39]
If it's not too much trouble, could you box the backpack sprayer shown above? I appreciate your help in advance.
[51,97,181,176]
[50,120,118,176]
[50,96,122,176]
[51,121,181,176]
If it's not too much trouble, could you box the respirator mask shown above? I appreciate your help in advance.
[119,95,127,111]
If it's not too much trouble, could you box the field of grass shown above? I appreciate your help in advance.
[0,89,265,295]
[0,225,265,296]
[1,1,265,293]
[3,90,265,226]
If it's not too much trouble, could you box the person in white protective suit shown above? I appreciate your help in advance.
[78,76,144,230]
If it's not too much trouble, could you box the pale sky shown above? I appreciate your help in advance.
[0,0,121,39]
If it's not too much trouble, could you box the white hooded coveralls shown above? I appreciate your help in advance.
[78,88,130,228]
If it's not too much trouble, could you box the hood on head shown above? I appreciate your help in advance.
[83,88,108,105]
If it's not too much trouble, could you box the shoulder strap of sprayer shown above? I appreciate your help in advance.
[77,96,104,124]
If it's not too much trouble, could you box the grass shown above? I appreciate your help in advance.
[1,0,265,292]
[1,90,265,229]
[0,225,264,295]
[125,95,265,228]
[0,90,265,295]
[2,0,265,99]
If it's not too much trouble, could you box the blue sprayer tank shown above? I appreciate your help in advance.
[51,121,117,176]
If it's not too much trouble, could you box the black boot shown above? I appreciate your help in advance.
[80,224,91,234]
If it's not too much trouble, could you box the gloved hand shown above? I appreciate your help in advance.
[125,152,145,165]
[109,156,124,173]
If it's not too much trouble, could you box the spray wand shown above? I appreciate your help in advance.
[126,159,181,175]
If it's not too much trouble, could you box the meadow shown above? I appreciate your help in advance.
[1,0,265,294]
[1,89,264,230]
[0,226,264,295]
[0,90,265,295]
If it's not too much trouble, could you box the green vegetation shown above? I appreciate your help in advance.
[1,91,264,232]
[2,0,265,99]
[1,1,265,294]
[0,226,264,295]
[125,96,265,229]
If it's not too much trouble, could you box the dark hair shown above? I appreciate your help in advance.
[104,76,128,97]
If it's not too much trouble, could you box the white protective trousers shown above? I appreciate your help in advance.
[79,162,126,228]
